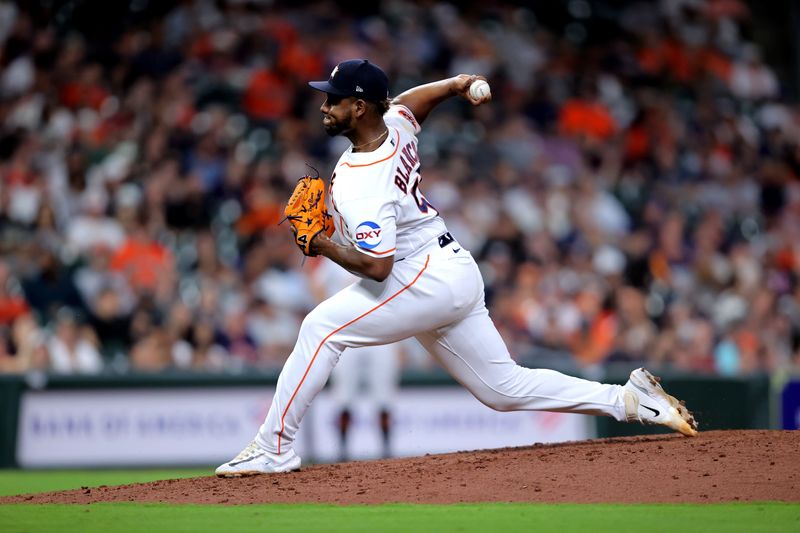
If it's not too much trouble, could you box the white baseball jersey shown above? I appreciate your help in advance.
[328,104,447,261]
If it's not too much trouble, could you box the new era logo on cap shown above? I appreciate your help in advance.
[309,59,389,101]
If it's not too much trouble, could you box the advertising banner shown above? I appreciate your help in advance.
[781,379,800,430]
[16,388,281,467]
[17,386,592,467]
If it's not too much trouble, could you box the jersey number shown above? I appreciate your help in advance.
[411,177,436,214]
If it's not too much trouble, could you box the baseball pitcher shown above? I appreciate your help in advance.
[216,59,697,476]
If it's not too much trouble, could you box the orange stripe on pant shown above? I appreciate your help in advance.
[277,255,431,454]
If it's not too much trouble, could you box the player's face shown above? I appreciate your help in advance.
[320,94,355,137]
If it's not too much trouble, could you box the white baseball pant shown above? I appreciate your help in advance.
[255,238,628,455]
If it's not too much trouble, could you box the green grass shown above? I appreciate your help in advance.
[1,470,798,532]
[1,502,798,533]
[0,468,211,497]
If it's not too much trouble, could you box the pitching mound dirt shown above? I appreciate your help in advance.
[4,430,798,505]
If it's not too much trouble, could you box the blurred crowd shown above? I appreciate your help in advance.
[1,0,799,376]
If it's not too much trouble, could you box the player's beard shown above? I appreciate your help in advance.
[322,110,353,137]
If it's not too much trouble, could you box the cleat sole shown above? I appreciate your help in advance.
[637,369,698,437]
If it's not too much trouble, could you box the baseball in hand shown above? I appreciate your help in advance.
[469,80,491,101]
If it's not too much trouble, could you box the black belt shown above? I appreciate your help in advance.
[438,232,455,248]
[397,232,455,263]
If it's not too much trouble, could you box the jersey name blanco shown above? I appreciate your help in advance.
[328,104,447,259]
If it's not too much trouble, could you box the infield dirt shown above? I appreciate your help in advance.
[4,429,798,505]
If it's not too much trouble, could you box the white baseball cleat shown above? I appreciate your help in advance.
[215,441,301,477]
[623,368,698,437]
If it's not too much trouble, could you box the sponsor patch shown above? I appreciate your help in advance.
[354,221,382,249]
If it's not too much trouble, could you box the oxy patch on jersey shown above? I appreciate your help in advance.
[354,221,382,249]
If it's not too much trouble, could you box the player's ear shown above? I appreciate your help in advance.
[352,98,367,118]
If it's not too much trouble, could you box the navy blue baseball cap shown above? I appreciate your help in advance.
[309,59,389,101]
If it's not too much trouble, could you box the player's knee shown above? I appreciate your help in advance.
[475,391,518,412]
[488,398,518,412]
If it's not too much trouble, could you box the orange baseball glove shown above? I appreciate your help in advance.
[283,172,334,256]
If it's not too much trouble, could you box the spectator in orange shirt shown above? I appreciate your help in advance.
[110,216,174,295]
[236,180,283,237]
[0,260,28,325]
[571,288,617,367]
[242,66,293,124]
[59,63,110,110]
[558,82,616,141]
